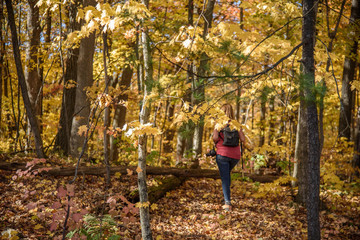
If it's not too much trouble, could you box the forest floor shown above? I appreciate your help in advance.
[1,159,360,240]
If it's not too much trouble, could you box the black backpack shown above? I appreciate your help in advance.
[220,126,240,147]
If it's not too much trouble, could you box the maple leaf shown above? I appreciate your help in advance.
[126,169,133,175]
[77,125,88,136]
[72,213,82,223]
[57,186,67,198]
[51,202,62,209]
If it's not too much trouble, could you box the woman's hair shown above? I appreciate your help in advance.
[221,104,235,120]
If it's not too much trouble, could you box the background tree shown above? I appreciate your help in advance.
[70,0,96,157]
[338,0,360,141]
[55,0,81,155]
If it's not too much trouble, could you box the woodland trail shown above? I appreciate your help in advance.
[1,169,359,239]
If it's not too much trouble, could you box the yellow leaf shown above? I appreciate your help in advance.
[34,224,43,230]
[77,125,88,136]
[114,172,122,178]
[151,203,158,211]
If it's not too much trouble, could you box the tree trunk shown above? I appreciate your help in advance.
[191,0,215,168]
[292,102,308,204]
[55,1,80,155]
[353,106,360,175]
[0,0,3,132]
[259,87,268,147]
[25,0,41,118]
[351,0,360,173]
[109,67,133,162]
[25,0,42,148]
[138,0,153,238]
[162,102,175,157]
[103,30,111,186]
[302,0,321,239]
[5,0,45,158]
[268,95,275,144]
[176,0,195,165]
[70,0,96,157]
[338,0,360,140]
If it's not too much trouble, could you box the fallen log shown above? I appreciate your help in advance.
[0,162,279,183]
[128,175,185,203]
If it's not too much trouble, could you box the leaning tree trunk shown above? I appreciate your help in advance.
[138,0,153,238]
[191,0,215,168]
[338,0,360,141]
[302,0,321,239]
[292,101,308,204]
[70,0,96,157]
[5,0,45,158]
[55,1,80,155]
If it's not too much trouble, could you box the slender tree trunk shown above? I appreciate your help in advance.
[56,1,80,155]
[191,0,215,168]
[103,30,111,186]
[259,87,268,147]
[5,0,45,158]
[70,0,96,157]
[292,103,308,204]
[138,0,153,238]
[338,0,360,140]
[162,103,175,156]
[302,0,321,239]
[109,67,133,162]
[0,0,3,132]
[268,95,275,144]
[176,0,194,164]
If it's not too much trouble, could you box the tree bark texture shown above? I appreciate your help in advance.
[353,106,360,174]
[338,0,360,140]
[0,0,3,131]
[191,0,215,167]
[56,1,80,155]
[110,67,133,162]
[5,0,45,158]
[162,103,175,155]
[268,95,275,144]
[292,101,308,204]
[25,0,42,119]
[0,162,280,183]
[70,0,96,157]
[128,175,185,203]
[259,87,268,147]
[302,0,321,239]
[138,0,153,238]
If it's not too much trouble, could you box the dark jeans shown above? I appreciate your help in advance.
[216,154,239,205]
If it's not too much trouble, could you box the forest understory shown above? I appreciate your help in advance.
[1,157,359,240]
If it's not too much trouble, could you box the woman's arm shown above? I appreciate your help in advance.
[213,128,220,143]
[239,129,246,143]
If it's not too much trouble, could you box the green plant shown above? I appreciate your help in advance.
[66,214,121,240]
[251,154,267,170]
